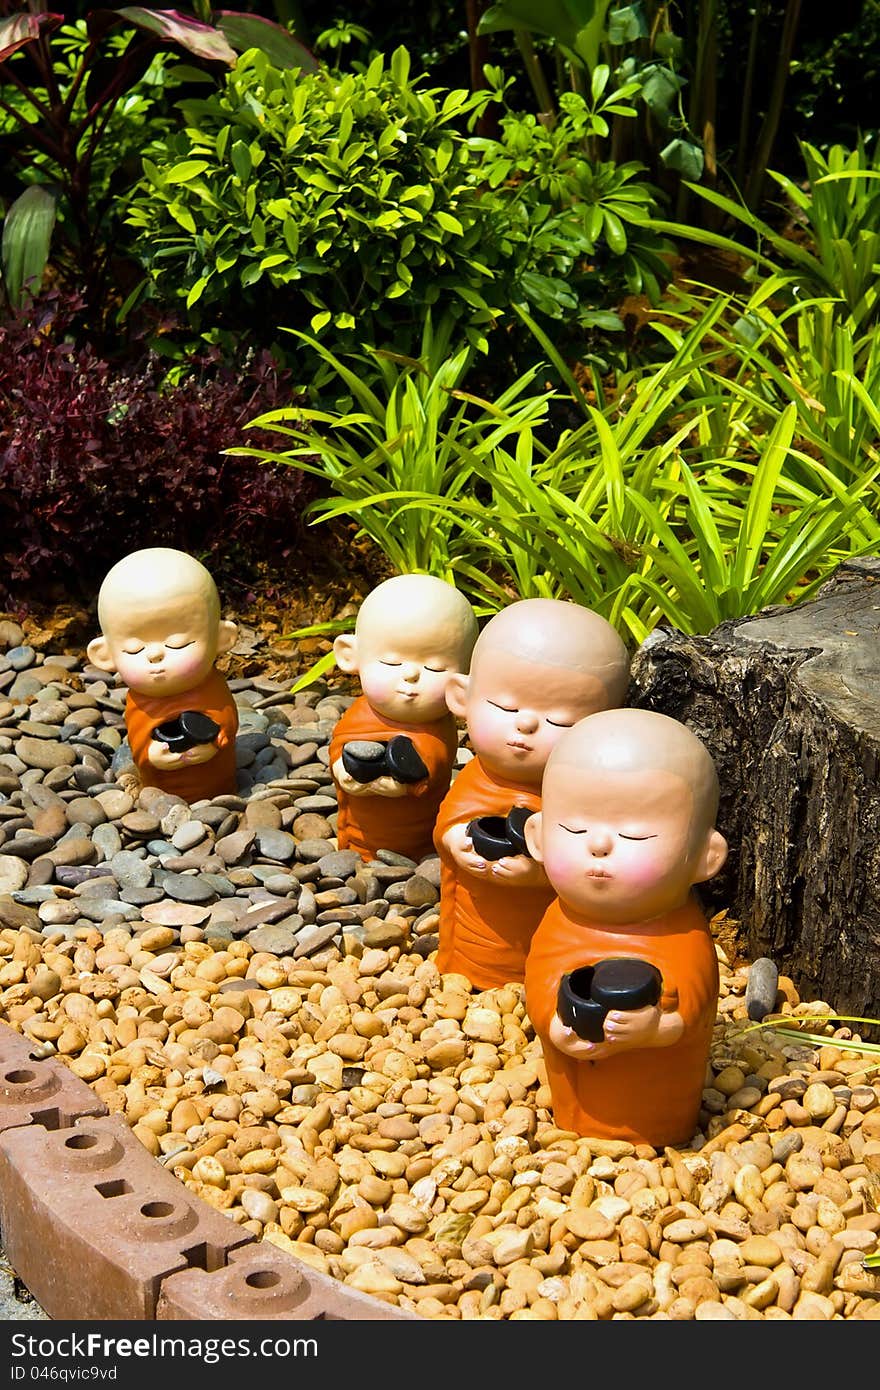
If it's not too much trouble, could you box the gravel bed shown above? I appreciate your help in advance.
[0,622,878,1321]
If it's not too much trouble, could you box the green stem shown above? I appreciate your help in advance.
[514,30,555,126]
[744,0,803,212]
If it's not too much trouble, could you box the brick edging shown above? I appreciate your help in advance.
[0,1023,419,1321]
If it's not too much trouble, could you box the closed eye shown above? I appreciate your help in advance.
[122,645,145,655]
[380,660,402,667]
[488,700,518,712]
[424,665,446,673]
[166,641,195,651]
[559,823,587,834]
[546,719,573,728]
[619,833,658,841]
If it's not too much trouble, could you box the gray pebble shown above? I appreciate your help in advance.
[254,822,294,856]
[246,923,300,954]
[317,850,361,878]
[295,837,335,863]
[161,872,216,904]
[110,850,153,889]
[295,795,337,813]
[8,646,37,671]
[293,922,340,958]
[92,823,122,860]
[746,957,779,1021]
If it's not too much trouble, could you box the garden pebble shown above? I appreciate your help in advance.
[0,632,877,1324]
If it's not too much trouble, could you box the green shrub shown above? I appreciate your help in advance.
[124,44,669,373]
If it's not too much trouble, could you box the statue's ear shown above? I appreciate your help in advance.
[524,811,544,863]
[444,672,469,718]
[216,619,238,656]
[333,633,359,674]
[86,636,117,674]
[693,828,728,884]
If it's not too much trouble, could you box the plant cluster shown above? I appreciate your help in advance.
[0,291,312,605]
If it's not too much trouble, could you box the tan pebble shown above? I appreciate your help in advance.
[56,1025,87,1055]
[462,1008,503,1044]
[254,962,287,990]
[28,968,61,1002]
[375,1248,427,1284]
[139,968,172,996]
[336,1207,378,1241]
[280,1186,329,1213]
[346,1262,403,1296]
[328,1032,369,1061]
[193,1156,227,1187]
[694,1302,736,1321]
[388,1203,429,1235]
[485,1226,534,1265]
[713,1066,746,1096]
[793,1290,836,1319]
[804,1083,837,1121]
[739,1234,783,1267]
[240,1188,279,1225]
[426,1038,468,1068]
[138,926,177,953]
[660,1217,709,1243]
[267,987,301,1016]
[359,949,391,977]
[358,1175,393,1206]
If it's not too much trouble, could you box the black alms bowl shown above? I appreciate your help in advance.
[467,805,533,860]
[557,958,663,1042]
[153,710,220,751]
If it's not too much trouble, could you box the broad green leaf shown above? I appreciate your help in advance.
[164,160,210,184]
[1,186,56,309]
[660,139,704,182]
[231,142,252,182]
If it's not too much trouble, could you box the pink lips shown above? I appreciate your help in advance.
[585,869,612,879]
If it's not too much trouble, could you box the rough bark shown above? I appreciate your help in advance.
[628,557,880,1017]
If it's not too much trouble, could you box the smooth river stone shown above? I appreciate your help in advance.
[160,872,216,904]
[16,737,77,770]
[254,828,296,862]
[140,900,212,926]
[0,856,28,894]
[109,851,153,890]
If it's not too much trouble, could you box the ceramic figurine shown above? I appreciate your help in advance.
[328,573,478,863]
[523,707,728,1148]
[87,548,239,803]
[434,598,631,990]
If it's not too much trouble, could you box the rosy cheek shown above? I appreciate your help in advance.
[617,848,668,888]
[360,667,397,708]
[172,651,208,681]
[543,841,583,890]
[468,706,503,749]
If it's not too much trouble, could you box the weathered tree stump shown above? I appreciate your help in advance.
[628,556,880,1017]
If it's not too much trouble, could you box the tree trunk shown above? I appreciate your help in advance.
[628,556,880,1018]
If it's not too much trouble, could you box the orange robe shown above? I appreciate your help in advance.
[433,757,551,989]
[329,695,459,863]
[125,667,238,804]
[525,893,719,1147]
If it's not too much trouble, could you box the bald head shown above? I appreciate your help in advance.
[334,574,477,725]
[353,574,478,657]
[97,548,220,630]
[472,599,630,705]
[546,708,721,830]
[88,548,237,697]
[529,708,727,920]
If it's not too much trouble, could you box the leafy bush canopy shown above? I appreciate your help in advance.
[124,45,665,368]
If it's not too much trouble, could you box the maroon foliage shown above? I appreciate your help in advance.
[0,292,314,605]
